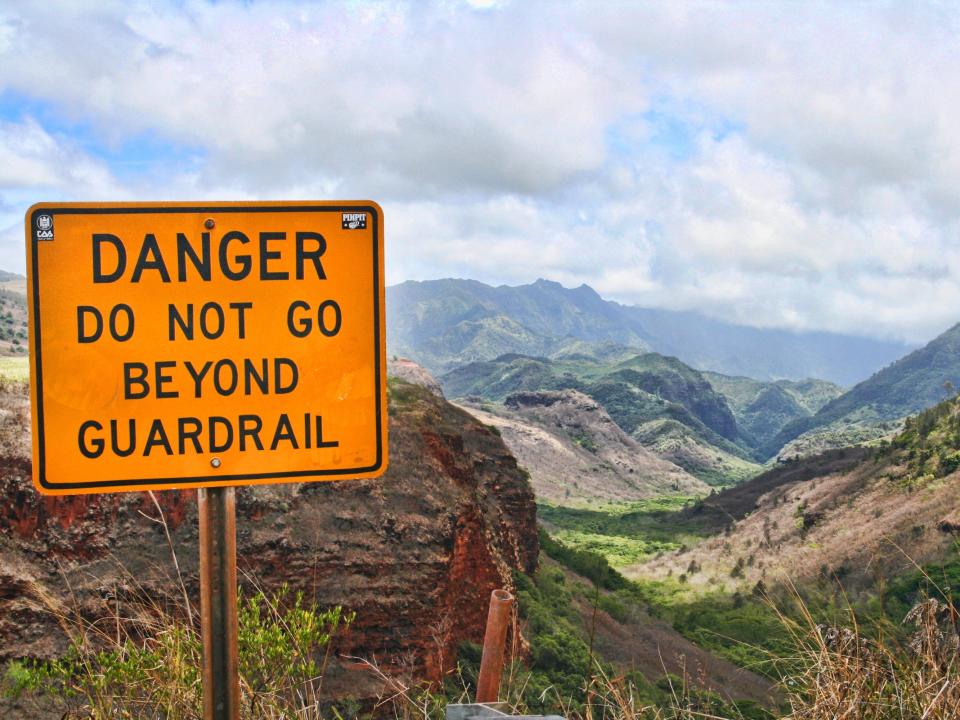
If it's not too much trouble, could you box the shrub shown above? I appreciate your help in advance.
[3,584,353,719]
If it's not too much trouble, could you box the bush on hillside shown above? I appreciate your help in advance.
[2,584,353,719]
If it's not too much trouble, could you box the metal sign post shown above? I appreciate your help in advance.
[198,486,240,719]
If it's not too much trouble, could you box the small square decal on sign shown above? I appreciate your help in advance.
[342,212,367,230]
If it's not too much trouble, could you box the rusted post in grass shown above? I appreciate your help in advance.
[476,588,514,704]
[199,486,240,720]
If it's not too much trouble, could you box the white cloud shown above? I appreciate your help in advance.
[0,118,127,270]
[1,1,959,344]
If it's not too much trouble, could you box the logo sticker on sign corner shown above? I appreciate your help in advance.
[342,212,367,230]
[35,213,54,241]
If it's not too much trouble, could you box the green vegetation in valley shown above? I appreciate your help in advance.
[537,500,795,676]
[511,533,775,718]
[538,498,712,567]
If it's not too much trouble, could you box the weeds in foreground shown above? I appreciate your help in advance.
[770,591,960,720]
[368,574,960,720]
[3,582,353,719]
[6,580,960,719]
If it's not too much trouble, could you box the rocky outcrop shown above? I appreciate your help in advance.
[0,380,538,683]
[459,390,707,507]
[938,511,960,536]
[388,357,445,398]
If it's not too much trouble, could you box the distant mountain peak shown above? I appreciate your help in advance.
[386,277,914,385]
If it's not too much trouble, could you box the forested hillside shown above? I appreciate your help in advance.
[765,323,960,458]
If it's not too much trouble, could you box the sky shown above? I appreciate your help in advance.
[1,0,958,345]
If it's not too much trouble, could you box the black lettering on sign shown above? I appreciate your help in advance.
[178,417,203,454]
[177,232,211,281]
[259,232,288,280]
[123,362,150,400]
[143,419,173,456]
[89,227,332,283]
[77,306,103,343]
[77,304,134,343]
[78,420,104,459]
[209,416,233,452]
[155,360,179,399]
[286,300,341,337]
[169,302,253,341]
[186,361,212,396]
[270,413,297,450]
[296,232,326,279]
[239,414,264,451]
[111,419,136,457]
[92,234,126,283]
[131,234,171,283]
[220,231,252,280]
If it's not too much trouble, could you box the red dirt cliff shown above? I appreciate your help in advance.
[0,378,538,683]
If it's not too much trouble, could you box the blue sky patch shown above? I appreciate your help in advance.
[0,89,206,182]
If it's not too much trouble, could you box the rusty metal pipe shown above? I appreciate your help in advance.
[476,588,514,704]
[199,486,240,720]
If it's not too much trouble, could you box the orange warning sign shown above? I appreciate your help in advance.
[25,201,387,495]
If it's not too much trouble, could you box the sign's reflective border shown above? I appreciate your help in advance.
[29,204,384,490]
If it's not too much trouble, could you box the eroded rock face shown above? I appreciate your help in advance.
[0,381,537,682]
[460,390,707,506]
[387,357,445,398]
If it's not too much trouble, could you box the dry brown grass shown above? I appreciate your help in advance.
[770,593,960,720]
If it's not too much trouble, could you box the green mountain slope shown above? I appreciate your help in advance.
[632,418,762,485]
[387,278,913,384]
[704,373,844,449]
[442,352,762,484]
[633,393,960,599]
[456,390,709,506]
[763,323,960,458]
[442,353,740,442]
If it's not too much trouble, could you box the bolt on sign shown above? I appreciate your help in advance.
[25,201,387,495]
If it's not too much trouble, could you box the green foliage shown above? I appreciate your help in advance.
[3,585,353,719]
[881,541,960,622]
[238,585,354,711]
[388,377,426,409]
[511,565,595,711]
[570,432,598,453]
[538,526,629,590]
[666,592,791,676]
[539,498,710,567]
[885,394,960,485]
[512,549,778,718]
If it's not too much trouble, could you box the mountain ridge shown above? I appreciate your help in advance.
[387,278,914,385]
[441,351,765,484]
[763,323,960,458]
